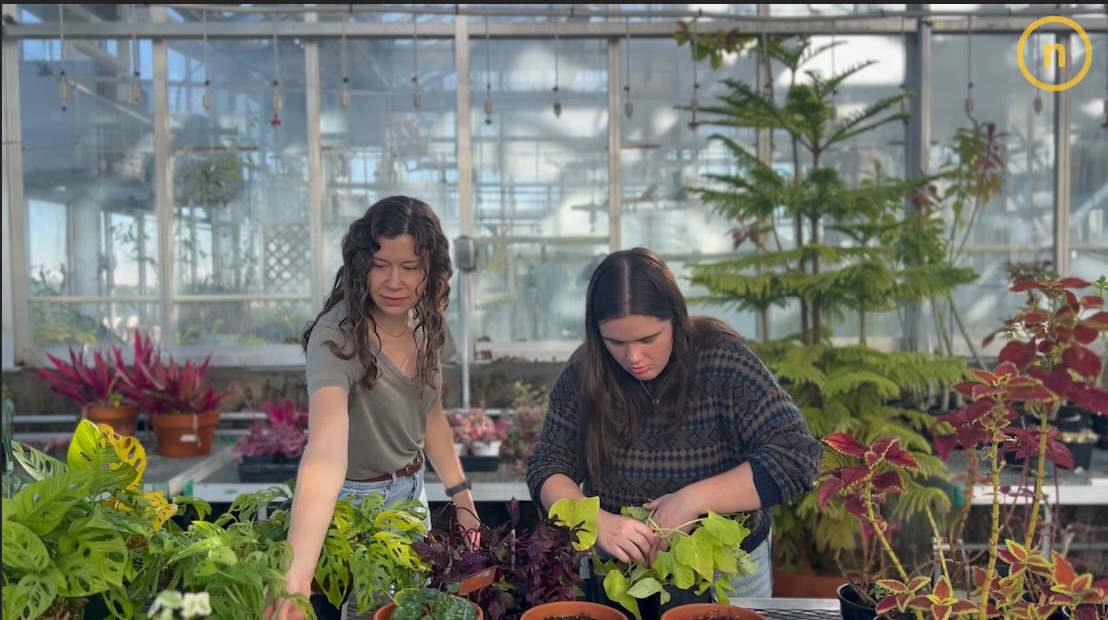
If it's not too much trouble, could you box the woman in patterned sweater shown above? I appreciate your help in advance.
[526,247,823,615]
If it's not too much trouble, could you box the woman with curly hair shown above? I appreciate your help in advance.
[272,196,478,620]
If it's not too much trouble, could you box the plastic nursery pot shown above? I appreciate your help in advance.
[837,583,877,620]
[520,600,628,620]
[374,601,484,620]
[659,603,767,620]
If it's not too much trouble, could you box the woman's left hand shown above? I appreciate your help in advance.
[642,488,703,556]
[454,499,482,550]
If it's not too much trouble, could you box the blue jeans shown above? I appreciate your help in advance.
[338,461,432,532]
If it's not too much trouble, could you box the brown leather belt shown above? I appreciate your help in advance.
[349,452,424,483]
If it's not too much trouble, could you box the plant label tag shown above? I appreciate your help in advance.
[181,434,198,443]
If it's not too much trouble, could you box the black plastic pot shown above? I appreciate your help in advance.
[837,583,877,620]
[1062,441,1094,471]
[1056,405,1091,433]
[238,455,302,483]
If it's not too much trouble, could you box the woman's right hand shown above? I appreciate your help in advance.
[595,509,659,566]
[265,573,312,620]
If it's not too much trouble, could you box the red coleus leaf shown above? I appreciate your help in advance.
[1059,277,1091,289]
[843,495,868,519]
[1046,441,1075,470]
[1003,539,1030,562]
[932,576,954,600]
[950,600,977,614]
[933,433,958,461]
[1053,552,1078,589]
[998,340,1036,369]
[1084,310,1108,329]
[865,437,899,467]
[824,432,867,458]
[882,444,919,471]
[817,476,843,508]
[875,579,908,595]
[1062,345,1103,380]
[1074,323,1102,344]
[1068,383,1108,415]
[1011,280,1041,293]
[872,471,905,494]
[874,597,901,616]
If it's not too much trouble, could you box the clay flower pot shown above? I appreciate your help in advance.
[149,410,221,457]
[374,600,484,620]
[660,603,766,620]
[83,404,140,437]
[520,600,627,620]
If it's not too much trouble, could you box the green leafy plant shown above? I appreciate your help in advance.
[548,497,754,620]
[2,420,179,620]
[669,32,965,576]
[390,587,479,620]
[223,483,431,613]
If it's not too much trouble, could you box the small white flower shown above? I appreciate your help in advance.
[182,592,212,618]
[148,590,182,620]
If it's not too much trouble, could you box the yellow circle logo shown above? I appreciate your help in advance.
[1017,16,1092,92]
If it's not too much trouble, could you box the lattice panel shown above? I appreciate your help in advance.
[264,224,310,294]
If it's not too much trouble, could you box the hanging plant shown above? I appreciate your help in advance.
[175,152,244,208]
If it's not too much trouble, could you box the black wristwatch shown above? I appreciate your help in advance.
[444,478,472,498]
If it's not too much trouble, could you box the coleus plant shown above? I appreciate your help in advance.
[819,278,1108,620]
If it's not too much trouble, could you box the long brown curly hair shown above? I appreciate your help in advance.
[302,196,452,394]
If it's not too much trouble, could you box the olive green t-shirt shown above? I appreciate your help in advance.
[304,304,457,480]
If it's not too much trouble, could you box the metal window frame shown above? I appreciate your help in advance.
[2,5,1103,368]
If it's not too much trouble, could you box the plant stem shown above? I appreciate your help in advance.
[1024,410,1053,550]
[924,506,950,583]
[977,440,1002,620]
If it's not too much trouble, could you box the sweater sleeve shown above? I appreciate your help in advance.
[525,362,586,514]
[727,344,824,507]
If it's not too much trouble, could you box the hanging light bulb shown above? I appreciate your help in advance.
[623,17,633,119]
[965,18,975,116]
[202,12,212,110]
[58,5,68,111]
[483,17,493,125]
[340,8,351,109]
[270,27,282,128]
[59,70,69,111]
[411,14,421,108]
[552,17,562,119]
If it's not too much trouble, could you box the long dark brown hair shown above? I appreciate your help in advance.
[302,196,452,394]
[580,247,701,490]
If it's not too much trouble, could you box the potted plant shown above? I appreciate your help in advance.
[229,483,431,617]
[373,587,483,620]
[499,382,548,474]
[412,498,598,620]
[544,498,758,620]
[117,331,229,458]
[449,408,503,471]
[33,344,140,436]
[818,277,1108,620]
[232,398,308,483]
[3,419,181,619]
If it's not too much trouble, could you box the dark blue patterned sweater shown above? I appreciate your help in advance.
[526,329,824,553]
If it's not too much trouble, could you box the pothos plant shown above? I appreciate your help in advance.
[2,420,179,620]
[548,497,755,620]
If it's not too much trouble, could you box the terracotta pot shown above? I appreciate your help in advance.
[149,410,221,457]
[458,567,497,596]
[82,404,140,437]
[771,568,842,598]
[520,600,627,620]
[660,603,766,620]
[374,600,484,620]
